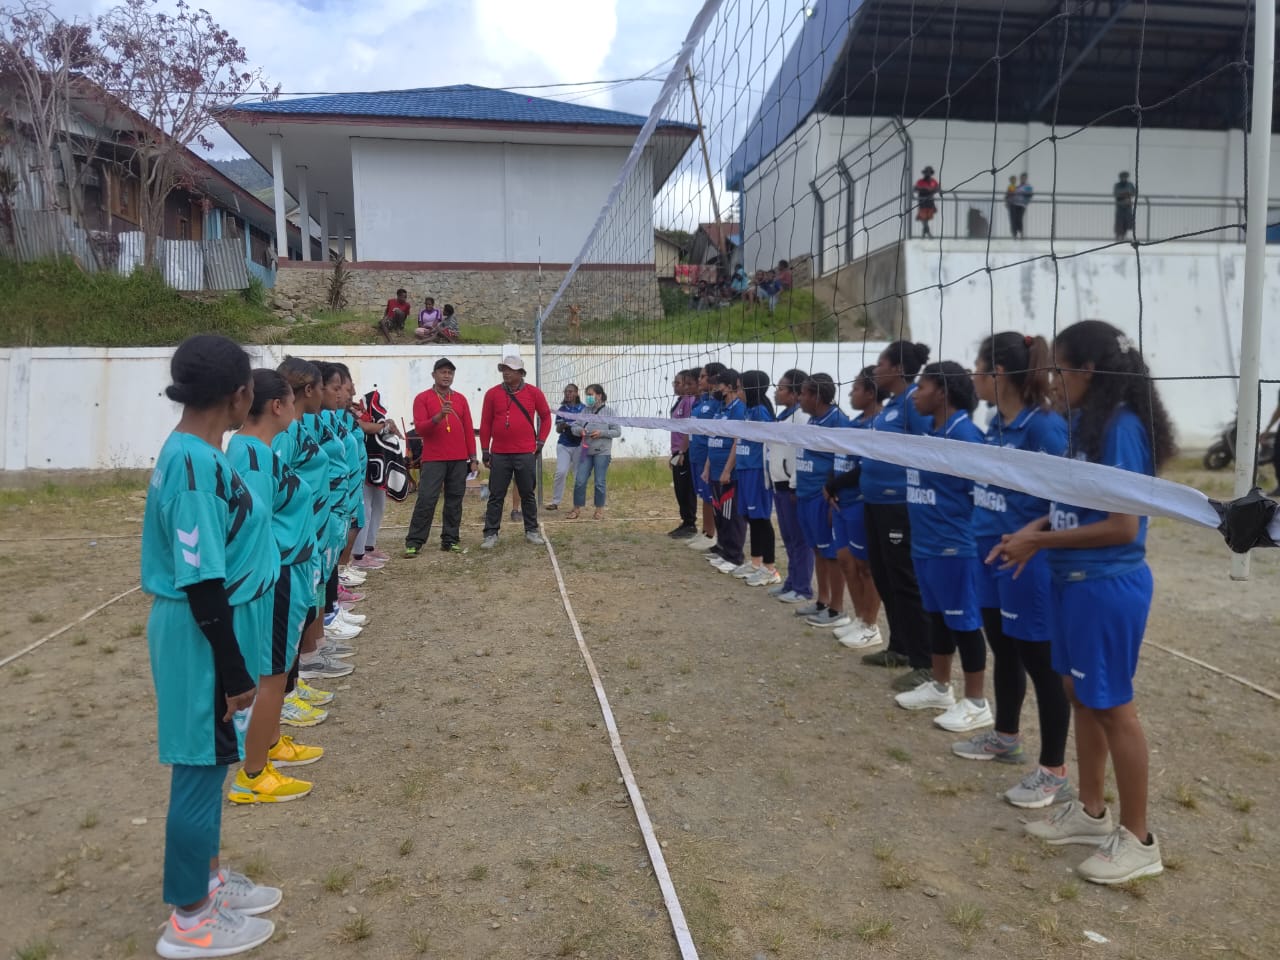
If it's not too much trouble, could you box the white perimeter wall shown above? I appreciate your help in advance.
[350,138,653,264]
[901,239,1280,449]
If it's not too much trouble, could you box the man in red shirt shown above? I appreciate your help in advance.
[405,357,477,556]
[378,288,413,341]
[479,354,551,547]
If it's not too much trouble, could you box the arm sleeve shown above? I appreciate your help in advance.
[825,464,862,495]
[478,390,493,451]
[414,392,439,439]
[183,579,254,696]
[535,391,552,443]
[462,398,477,459]
[602,410,622,439]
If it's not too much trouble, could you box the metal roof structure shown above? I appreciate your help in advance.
[728,0,1262,188]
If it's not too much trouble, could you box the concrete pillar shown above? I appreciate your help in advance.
[333,212,345,261]
[270,134,287,261]
[317,191,330,261]
[296,164,310,261]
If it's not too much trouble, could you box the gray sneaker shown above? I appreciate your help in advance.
[525,530,545,546]
[891,666,934,692]
[1004,767,1073,809]
[480,535,499,549]
[805,609,851,628]
[794,602,823,617]
[1024,800,1113,846]
[213,869,282,916]
[298,653,354,680]
[157,900,274,959]
[952,730,1027,764]
[768,584,789,597]
[1076,827,1164,885]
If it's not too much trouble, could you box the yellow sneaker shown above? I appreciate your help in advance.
[228,763,312,804]
[268,735,324,767]
[293,679,334,706]
[280,695,328,728]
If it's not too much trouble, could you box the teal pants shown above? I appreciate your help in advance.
[164,764,228,907]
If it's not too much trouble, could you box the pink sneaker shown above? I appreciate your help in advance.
[337,586,365,603]
[353,555,385,571]
[367,549,389,561]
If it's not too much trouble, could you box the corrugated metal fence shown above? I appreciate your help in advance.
[0,209,248,290]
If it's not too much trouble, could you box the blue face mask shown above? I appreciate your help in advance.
[585,395,598,407]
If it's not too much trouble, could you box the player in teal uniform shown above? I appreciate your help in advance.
[993,320,1175,885]
[331,363,368,587]
[141,335,281,959]
[311,363,361,651]
[226,370,326,805]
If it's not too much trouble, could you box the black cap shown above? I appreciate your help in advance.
[433,357,456,371]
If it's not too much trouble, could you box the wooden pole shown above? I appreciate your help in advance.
[686,66,726,263]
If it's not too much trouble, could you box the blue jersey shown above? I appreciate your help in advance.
[228,433,314,568]
[689,393,721,458]
[972,406,1069,538]
[1048,408,1152,581]
[555,402,585,448]
[272,417,330,546]
[905,410,985,557]
[707,398,746,476]
[795,406,851,499]
[733,403,773,471]
[832,413,873,508]
[859,385,935,503]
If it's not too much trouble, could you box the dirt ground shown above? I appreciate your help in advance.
[0,463,1276,960]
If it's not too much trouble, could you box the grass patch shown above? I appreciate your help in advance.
[322,865,353,893]
[28,612,49,624]
[0,472,147,510]
[465,864,489,881]
[332,914,372,943]
[1173,783,1200,811]
[854,916,894,943]
[241,852,273,882]
[1230,794,1255,814]
[267,309,509,346]
[408,928,431,954]
[886,747,912,763]
[946,901,985,937]
[398,837,415,857]
[879,861,915,890]
[14,939,55,960]
[78,811,98,830]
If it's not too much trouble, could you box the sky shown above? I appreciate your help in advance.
[52,0,701,157]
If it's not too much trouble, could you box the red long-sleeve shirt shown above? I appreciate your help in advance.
[413,388,476,462]
[479,382,551,454]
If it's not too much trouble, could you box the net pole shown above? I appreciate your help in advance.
[535,306,544,509]
[1229,0,1275,581]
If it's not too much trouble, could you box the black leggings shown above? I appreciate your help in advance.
[325,568,339,613]
[982,608,1070,768]
[927,612,986,674]
[863,503,930,668]
[747,518,775,565]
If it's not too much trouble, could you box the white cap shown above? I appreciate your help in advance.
[499,354,526,372]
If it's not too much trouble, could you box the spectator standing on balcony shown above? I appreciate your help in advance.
[914,166,940,238]
[1007,173,1033,239]
[1114,171,1137,241]
[1004,175,1018,234]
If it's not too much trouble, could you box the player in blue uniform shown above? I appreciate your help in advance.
[226,370,326,805]
[794,374,852,628]
[893,362,991,734]
[733,370,779,585]
[765,369,813,603]
[860,341,935,689]
[993,320,1175,885]
[823,366,886,648]
[703,369,748,573]
[953,332,1073,814]
[685,362,726,551]
[141,335,281,959]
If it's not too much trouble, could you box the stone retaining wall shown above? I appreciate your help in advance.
[275,263,661,334]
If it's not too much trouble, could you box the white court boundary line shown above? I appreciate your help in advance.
[0,586,141,670]
[1147,641,1280,702]
[542,531,699,960]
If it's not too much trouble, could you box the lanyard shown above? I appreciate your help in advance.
[434,388,453,433]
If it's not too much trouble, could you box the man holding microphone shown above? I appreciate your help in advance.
[405,357,477,556]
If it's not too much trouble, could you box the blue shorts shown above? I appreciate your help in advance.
[797,495,837,559]
[690,453,712,503]
[735,468,773,520]
[1051,565,1152,709]
[913,555,983,631]
[975,535,1053,642]
[833,501,868,560]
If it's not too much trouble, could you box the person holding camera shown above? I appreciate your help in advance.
[405,357,476,556]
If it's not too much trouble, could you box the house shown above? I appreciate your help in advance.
[687,221,740,273]
[654,229,686,278]
[218,84,698,324]
[0,77,314,288]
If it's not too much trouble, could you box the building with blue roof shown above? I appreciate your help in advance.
[218,84,696,322]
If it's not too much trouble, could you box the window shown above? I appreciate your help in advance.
[108,171,140,223]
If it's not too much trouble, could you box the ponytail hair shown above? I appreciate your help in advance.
[278,355,321,393]
[882,340,931,380]
[248,369,292,417]
[1053,320,1177,470]
[803,373,836,405]
[919,360,978,414]
[977,331,1052,408]
[165,334,251,409]
[741,370,774,415]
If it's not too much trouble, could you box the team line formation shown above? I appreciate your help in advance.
[142,319,1169,958]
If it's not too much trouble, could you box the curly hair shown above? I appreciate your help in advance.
[1054,320,1177,470]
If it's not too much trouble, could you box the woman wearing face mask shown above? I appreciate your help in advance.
[568,384,622,520]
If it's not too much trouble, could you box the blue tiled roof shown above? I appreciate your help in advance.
[228,84,687,129]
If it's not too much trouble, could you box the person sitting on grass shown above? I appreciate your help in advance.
[378,288,412,341]
[758,270,782,312]
[415,297,443,342]
[729,265,750,300]
[417,303,459,344]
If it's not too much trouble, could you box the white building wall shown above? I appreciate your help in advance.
[350,138,646,264]
[740,116,820,273]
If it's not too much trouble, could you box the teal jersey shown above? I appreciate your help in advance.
[228,433,314,568]
[337,411,363,515]
[272,418,330,545]
[312,411,349,519]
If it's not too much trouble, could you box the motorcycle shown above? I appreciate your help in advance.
[1202,421,1275,470]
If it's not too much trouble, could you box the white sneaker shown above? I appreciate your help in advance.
[338,568,366,587]
[324,618,361,641]
[933,698,994,732]
[747,567,782,586]
[686,534,716,550]
[715,560,740,574]
[337,608,367,626]
[834,621,881,649]
[894,680,956,711]
[340,564,367,583]
[731,562,758,579]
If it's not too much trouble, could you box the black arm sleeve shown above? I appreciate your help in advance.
[824,463,862,497]
[183,579,255,697]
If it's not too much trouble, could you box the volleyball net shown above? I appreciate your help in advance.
[534,0,1278,563]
